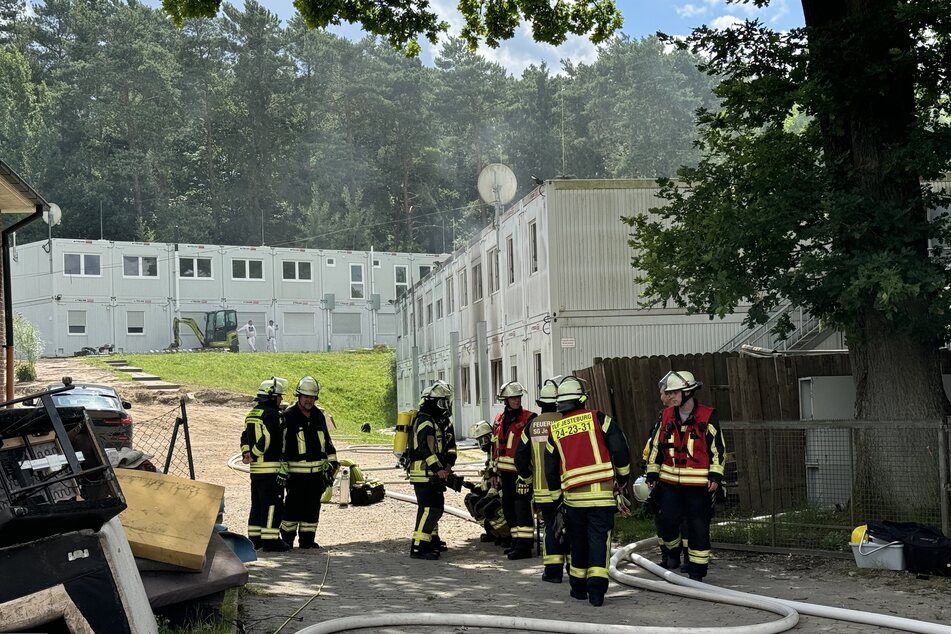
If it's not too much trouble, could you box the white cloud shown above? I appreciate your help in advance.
[676,4,708,18]
[711,14,744,30]
[769,0,791,24]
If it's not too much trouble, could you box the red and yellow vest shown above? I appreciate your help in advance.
[549,409,615,491]
[495,409,534,474]
[652,404,723,486]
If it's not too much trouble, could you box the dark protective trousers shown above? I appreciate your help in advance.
[412,481,445,549]
[565,505,615,599]
[248,473,284,545]
[539,501,567,566]
[656,485,713,577]
[500,472,534,551]
[281,473,326,547]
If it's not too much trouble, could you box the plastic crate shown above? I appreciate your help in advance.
[850,536,906,571]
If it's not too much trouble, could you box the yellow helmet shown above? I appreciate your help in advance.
[256,376,288,398]
[296,376,320,397]
[850,524,868,544]
[536,379,559,405]
[498,381,527,401]
[556,376,587,412]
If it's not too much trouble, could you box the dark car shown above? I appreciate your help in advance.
[28,384,134,450]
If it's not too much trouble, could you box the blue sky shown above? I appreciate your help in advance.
[126,0,803,75]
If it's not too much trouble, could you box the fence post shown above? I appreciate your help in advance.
[940,419,950,537]
[180,397,195,481]
[768,428,776,547]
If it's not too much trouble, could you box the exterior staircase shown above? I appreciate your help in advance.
[104,359,181,392]
[717,304,835,353]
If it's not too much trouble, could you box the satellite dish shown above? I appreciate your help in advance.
[477,164,517,206]
[43,203,62,227]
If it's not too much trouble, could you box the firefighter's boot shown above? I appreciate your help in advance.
[410,542,439,560]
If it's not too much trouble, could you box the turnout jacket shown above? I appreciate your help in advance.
[514,412,561,504]
[494,408,536,474]
[283,403,339,475]
[645,403,726,486]
[240,399,284,474]
[407,410,457,483]
[544,408,631,508]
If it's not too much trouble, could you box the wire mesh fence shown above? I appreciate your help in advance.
[132,398,195,480]
[713,420,950,553]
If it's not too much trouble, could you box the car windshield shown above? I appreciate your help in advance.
[51,393,121,411]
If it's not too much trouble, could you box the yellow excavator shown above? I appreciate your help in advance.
[171,309,240,352]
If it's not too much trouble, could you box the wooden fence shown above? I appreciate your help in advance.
[575,352,853,514]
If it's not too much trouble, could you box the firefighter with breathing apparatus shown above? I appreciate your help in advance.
[464,420,509,543]
[406,380,457,560]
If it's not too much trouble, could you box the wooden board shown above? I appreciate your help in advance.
[116,470,223,570]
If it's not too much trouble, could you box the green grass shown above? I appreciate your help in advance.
[615,508,658,544]
[85,350,397,440]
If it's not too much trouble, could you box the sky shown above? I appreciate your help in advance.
[118,0,805,76]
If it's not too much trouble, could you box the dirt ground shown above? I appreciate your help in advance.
[24,358,951,634]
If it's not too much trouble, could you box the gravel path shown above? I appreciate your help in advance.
[25,358,951,634]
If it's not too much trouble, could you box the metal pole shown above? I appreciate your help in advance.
[768,429,776,547]
[100,200,103,240]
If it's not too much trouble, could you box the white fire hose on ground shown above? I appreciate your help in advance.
[227,453,951,634]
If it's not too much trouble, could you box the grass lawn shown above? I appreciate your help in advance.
[86,349,397,440]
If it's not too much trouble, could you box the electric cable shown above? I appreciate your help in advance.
[272,549,332,634]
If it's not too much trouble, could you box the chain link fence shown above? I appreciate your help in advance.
[132,398,195,480]
[713,420,951,554]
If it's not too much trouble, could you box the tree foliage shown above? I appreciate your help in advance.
[626,1,951,418]
[4,1,713,255]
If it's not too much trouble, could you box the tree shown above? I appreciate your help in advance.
[13,312,43,382]
[627,2,951,420]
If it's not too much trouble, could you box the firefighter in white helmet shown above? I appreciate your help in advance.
[406,380,457,559]
[515,378,566,581]
[645,371,726,582]
[280,376,338,549]
[240,377,289,552]
[642,371,689,571]
[493,380,537,560]
[544,375,630,606]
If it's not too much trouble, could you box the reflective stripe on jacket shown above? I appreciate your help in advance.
[646,404,725,486]
[515,412,561,504]
[240,401,284,474]
[408,411,457,483]
[494,408,535,473]
[283,403,338,474]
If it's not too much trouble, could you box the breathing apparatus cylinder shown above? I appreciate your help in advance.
[393,410,416,457]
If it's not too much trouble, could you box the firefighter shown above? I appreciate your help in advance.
[240,376,289,552]
[642,371,689,571]
[280,376,338,549]
[465,420,508,543]
[544,376,631,607]
[494,381,537,560]
[407,380,457,560]
[515,378,566,582]
[645,371,726,582]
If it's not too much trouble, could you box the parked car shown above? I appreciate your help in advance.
[27,384,134,450]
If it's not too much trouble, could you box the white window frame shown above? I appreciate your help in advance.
[326,257,336,267]
[232,258,264,281]
[63,253,101,277]
[488,248,500,293]
[122,255,159,279]
[395,265,408,299]
[350,263,365,299]
[506,236,515,285]
[179,256,213,279]
[67,310,86,335]
[282,260,312,281]
[446,275,454,314]
[436,298,443,320]
[373,259,382,268]
[127,310,145,335]
[529,221,539,274]
[472,263,484,302]
[419,265,432,280]
[459,269,468,307]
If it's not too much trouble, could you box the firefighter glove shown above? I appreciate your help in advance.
[515,476,532,496]
[276,462,289,488]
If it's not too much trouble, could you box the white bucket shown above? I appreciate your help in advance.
[850,536,906,570]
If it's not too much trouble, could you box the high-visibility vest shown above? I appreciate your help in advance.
[549,410,615,491]
[653,404,723,486]
[494,409,534,473]
[527,412,561,503]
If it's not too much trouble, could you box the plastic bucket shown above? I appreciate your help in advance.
[850,536,905,570]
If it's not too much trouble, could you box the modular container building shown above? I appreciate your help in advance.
[11,239,445,355]
[395,179,755,435]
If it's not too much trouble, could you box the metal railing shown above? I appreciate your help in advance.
[718,305,828,353]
